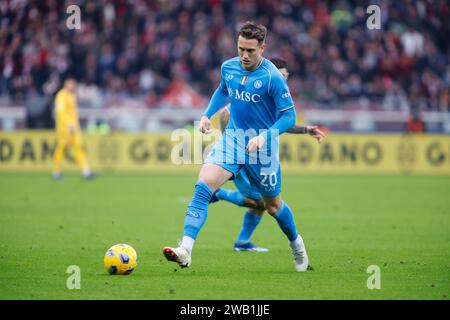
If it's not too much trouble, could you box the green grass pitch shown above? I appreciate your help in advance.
[0,172,449,300]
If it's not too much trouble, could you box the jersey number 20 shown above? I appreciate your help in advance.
[260,172,277,188]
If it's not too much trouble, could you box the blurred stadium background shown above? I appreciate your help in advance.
[0,0,449,132]
[0,0,449,175]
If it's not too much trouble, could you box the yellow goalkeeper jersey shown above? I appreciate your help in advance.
[54,88,79,133]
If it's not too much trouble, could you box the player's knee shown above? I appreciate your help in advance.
[198,164,231,191]
[265,205,278,215]
[264,196,283,215]
[254,199,266,211]
[248,207,265,216]
[243,198,265,211]
[265,200,282,215]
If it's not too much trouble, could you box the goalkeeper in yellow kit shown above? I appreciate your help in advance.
[52,78,94,180]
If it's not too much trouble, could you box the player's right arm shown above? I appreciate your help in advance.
[219,106,230,133]
[200,64,229,134]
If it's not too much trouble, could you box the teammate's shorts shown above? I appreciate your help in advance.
[233,170,263,200]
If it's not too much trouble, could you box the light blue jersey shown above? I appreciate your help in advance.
[220,57,294,132]
[206,57,296,197]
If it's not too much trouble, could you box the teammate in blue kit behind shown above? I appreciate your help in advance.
[163,22,311,272]
[211,57,326,253]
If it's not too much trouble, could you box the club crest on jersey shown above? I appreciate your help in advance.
[254,80,263,89]
[225,73,234,81]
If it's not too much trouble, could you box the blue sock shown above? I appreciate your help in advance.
[272,202,298,241]
[183,180,213,240]
[236,211,262,244]
[216,188,245,206]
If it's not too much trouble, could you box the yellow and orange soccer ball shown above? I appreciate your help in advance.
[103,244,138,275]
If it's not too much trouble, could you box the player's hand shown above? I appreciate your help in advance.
[68,124,76,133]
[199,115,212,134]
[246,135,266,153]
[306,126,326,144]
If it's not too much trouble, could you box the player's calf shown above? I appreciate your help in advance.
[264,197,310,272]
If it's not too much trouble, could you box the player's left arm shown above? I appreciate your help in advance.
[287,125,326,144]
[247,107,296,152]
[247,73,296,152]
[219,107,230,133]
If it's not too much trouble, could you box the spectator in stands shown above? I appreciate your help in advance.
[0,0,448,117]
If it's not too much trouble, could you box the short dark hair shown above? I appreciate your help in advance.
[270,58,288,70]
[238,21,267,44]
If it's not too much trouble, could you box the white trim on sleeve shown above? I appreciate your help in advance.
[279,105,295,112]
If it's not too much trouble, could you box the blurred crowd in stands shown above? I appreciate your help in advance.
[0,0,449,115]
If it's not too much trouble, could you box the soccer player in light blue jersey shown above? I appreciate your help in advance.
[211,58,325,253]
[163,22,311,272]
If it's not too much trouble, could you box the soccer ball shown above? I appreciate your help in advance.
[103,244,138,275]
